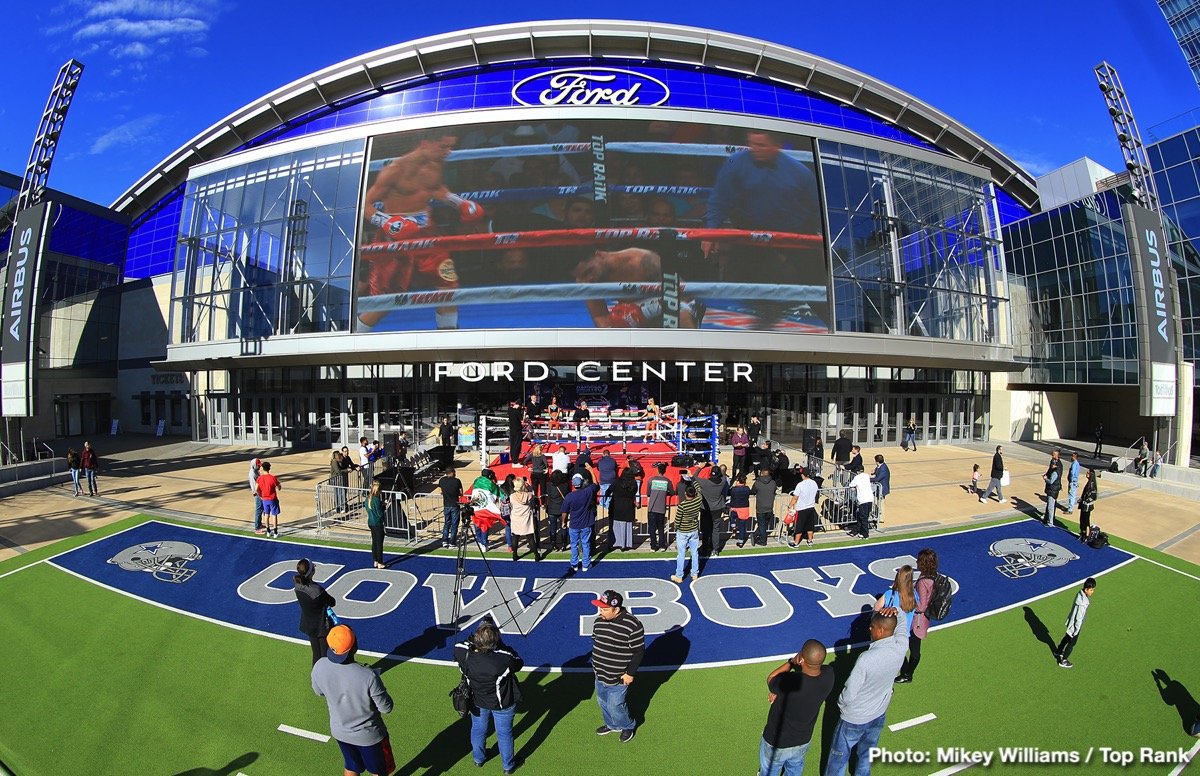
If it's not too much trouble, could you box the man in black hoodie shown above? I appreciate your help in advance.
[697,464,730,555]
[750,467,779,546]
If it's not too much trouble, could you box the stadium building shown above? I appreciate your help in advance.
[1,21,1194,460]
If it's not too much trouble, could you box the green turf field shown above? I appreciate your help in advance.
[0,517,1197,775]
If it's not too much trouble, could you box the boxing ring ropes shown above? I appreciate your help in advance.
[475,403,720,468]
[358,140,824,315]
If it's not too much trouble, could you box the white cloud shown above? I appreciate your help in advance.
[111,41,152,58]
[89,114,165,154]
[74,17,208,40]
[46,0,220,62]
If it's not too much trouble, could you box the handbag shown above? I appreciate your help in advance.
[450,672,473,718]
[782,510,797,526]
[1000,469,1011,487]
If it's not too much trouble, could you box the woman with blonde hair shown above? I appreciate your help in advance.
[365,480,387,568]
[897,549,938,683]
[874,564,919,633]
[508,477,540,561]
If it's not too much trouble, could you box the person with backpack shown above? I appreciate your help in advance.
[1078,468,1098,542]
[873,565,919,634]
[455,620,524,772]
[896,548,940,684]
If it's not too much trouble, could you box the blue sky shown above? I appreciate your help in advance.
[0,0,1195,206]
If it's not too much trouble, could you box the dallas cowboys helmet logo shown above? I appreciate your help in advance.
[988,537,1077,579]
[107,541,203,583]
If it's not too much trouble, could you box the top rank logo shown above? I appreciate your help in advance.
[512,67,670,108]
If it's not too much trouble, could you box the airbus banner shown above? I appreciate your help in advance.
[51,520,1131,669]
[1,202,51,417]
[1124,203,1180,417]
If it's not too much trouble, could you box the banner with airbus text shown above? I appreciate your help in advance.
[1,202,50,417]
[1124,202,1179,417]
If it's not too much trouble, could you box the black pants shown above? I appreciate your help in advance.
[732,454,747,479]
[1079,505,1093,539]
[547,514,566,548]
[370,523,385,565]
[1093,441,1103,458]
[508,434,522,463]
[648,511,668,550]
[531,471,548,502]
[1056,632,1079,660]
[855,502,871,537]
[710,509,726,552]
[755,512,773,544]
[308,635,327,666]
[512,530,540,560]
[901,633,923,678]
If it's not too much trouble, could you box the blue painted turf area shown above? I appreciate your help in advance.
[51,520,1131,668]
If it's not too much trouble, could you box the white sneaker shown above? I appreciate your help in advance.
[979,497,986,503]
[998,498,1007,503]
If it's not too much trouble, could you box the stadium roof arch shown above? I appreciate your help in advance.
[112,20,1040,218]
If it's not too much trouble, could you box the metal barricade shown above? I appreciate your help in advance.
[772,483,884,541]
[314,480,421,542]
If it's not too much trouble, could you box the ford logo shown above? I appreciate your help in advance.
[512,67,670,108]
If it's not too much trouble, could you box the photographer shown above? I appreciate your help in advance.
[454,620,524,773]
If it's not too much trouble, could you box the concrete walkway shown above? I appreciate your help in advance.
[1,435,1197,567]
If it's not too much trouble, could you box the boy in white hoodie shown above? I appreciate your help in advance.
[1055,577,1096,668]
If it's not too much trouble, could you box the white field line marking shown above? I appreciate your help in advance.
[929,763,975,776]
[1136,555,1200,583]
[0,520,149,581]
[277,724,330,743]
[1167,739,1200,776]
[889,712,936,732]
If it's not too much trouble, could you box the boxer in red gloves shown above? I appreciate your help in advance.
[358,131,484,330]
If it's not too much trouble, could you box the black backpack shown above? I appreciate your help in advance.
[1086,527,1109,549]
[924,574,953,621]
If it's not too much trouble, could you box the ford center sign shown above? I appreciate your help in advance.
[513,67,670,107]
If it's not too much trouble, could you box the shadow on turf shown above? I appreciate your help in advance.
[171,751,258,776]
[1022,606,1058,657]
[1152,668,1200,736]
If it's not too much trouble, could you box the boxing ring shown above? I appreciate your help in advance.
[476,404,720,468]
[358,137,828,332]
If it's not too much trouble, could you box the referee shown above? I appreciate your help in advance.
[590,590,645,743]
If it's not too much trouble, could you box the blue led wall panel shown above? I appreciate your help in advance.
[125,186,184,279]
[46,204,126,267]
[246,60,937,155]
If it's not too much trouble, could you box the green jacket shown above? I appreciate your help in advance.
[365,494,384,527]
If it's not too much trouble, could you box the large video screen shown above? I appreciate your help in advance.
[354,118,828,333]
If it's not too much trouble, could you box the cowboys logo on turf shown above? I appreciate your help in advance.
[107,541,203,583]
[988,537,1078,579]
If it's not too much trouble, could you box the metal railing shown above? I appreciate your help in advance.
[0,458,63,485]
[314,480,431,542]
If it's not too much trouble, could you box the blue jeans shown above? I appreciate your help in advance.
[824,713,886,776]
[595,679,634,731]
[599,482,612,509]
[569,526,592,570]
[470,704,516,770]
[442,506,460,543]
[675,529,700,578]
[85,469,98,494]
[70,468,82,494]
[1044,495,1058,523]
[760,736,810,776]
[1066,480,1079,511]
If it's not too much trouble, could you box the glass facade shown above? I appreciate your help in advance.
[1150,126,1200,363]
[821,141,1005,343]
[1159,0,1200,89]
[38,198,127,370]
[170,139,364,343]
